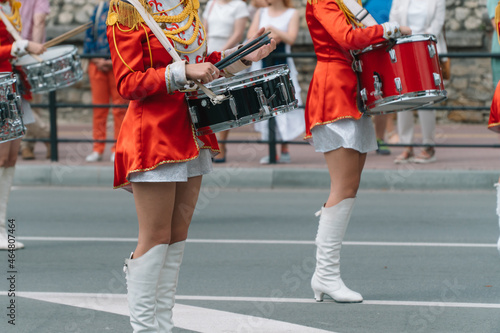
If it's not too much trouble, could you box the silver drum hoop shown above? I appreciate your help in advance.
[0,72,25,143]
[355,34,438,55]
[14,45,83,94]
[364,90,447,115]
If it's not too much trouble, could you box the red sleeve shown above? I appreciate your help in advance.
[107,24,170,100]
[0,44,13,62]
[205,50,222,65]
[313,0,385,50]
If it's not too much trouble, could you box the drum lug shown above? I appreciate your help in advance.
[360,88,367,102]
[277,82,288,103]
[389,49,397,63]
[394,77,403,93]
[255,87,271,115]
[189,106,198,125]
[352,59,363,72]
[373,73,383,98]
[428,44,436,59]
[433,73,442,87]
[229,96,238,117]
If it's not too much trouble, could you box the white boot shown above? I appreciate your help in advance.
[494,183,500,255]
[311,198,363,303]
[156,240,185,332]
[124,243,168,333]
[0,167,24,250]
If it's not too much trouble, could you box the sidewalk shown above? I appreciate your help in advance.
[13,121,500,190]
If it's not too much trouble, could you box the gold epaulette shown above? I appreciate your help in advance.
[107,0,150,30]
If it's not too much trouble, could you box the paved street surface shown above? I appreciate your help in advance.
[1,187,499,333]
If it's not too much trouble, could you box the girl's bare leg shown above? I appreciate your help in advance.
[324,147,366,207]
[131,182,176,259]
[170,175,202,244]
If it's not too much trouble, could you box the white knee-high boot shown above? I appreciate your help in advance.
[311,198,363,303]
[0,167,24,250]
[156,240,185,332]
[124,243,168,333]
[495,183,500,255]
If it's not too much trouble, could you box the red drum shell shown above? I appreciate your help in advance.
[355,34,447,115]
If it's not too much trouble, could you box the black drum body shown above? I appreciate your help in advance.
[185,65,298,136]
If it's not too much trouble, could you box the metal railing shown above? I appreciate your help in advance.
[26,52,500,162]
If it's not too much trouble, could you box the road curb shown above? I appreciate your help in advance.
[13,165,499,190]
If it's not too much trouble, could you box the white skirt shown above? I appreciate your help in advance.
[128,148,213,183]
[309,116,377,153]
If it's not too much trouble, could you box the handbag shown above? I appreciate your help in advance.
[439,28,450,80]
[440,57,451,80]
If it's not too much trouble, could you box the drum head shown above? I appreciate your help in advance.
[191,65,289,98]
[15,45,77,66]
[356,34,437,55]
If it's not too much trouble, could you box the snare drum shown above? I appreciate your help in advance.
[13,45,83,95]
[0,72,25,143]
[354,34,447,115]
[185,65,298,136]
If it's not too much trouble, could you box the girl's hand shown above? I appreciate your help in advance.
[400,26,412,36]
[26,41,46,55]
[243,27,277,63]
[185,62,220,84]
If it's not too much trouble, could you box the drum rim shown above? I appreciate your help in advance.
[14,44,79,66]
[355,34,438,55]
[0,72,16,85]
[364,89,447,114]
[186,65,290,99]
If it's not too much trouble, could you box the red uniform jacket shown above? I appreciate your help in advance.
[0,22,15,71]
[107,22,222,189]
[305,0,386,138]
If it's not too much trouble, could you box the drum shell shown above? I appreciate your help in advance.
[0,72,25,143]
[186,65,298,136]
[355,35,446,114]
[13,45,83,95]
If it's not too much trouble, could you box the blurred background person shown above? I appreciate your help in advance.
[19,0,50,160]
[247,0,304,164]
[390,0,446,164]
[0,0,46,250]
[362,0,393,155]
[246,0,267,20]
[84,0,127,163]
[488,0,500,87]
[203,0,249,163]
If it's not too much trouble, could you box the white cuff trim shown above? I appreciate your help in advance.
[165,60,187,94]
[221,46,251,76]
[11,40,28,57]
[381,22,402,40]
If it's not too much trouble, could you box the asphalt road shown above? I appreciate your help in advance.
[1,187,499,333]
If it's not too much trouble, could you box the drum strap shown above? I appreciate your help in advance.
[123,0,223,104]
[340,0,378,27]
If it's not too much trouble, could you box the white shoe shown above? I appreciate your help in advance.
[85,151,103,162]
[0,233,24,250]
[259,155,279,164]
[311,198,363,303]
[124,244,168,332]
[280,152,291,163]
[110,152,115,163]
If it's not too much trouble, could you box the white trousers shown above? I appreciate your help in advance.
[397,110,436,145]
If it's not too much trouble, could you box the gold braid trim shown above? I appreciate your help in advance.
[106,0,204,51]
[107,0,151,30]
[307,0,364,28]
[4,0,22,32]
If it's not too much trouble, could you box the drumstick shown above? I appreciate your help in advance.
[215,31,271,70]
[44,22,92,49]
[216,35,271,71]
[0,10,44,62]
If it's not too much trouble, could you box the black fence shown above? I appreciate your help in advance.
[25,52,500,162]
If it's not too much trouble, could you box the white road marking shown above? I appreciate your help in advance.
[4,292,334,333]
[1,291,499,310]
[17,236,496,248]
